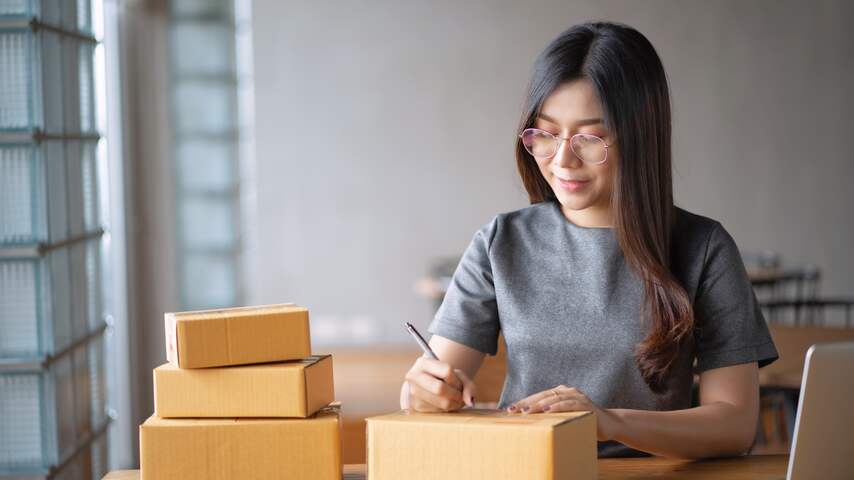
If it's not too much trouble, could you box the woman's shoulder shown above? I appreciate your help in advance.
[673,206,743,249]
[671,207,743,284]
[469,202,560,250]
[673,206,722,240]
[480,201,560,234]
[494,201,557,224]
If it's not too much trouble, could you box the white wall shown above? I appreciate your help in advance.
[249,0,854,344]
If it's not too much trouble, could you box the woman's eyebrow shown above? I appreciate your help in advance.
[536,113,604,127]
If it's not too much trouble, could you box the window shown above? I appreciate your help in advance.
[168,0,250,310]
[0,0,109,478]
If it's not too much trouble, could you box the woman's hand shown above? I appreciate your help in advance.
[507,384,622,441]
[402,356,476,412]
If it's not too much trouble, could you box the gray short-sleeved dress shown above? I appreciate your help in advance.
[427,201,779,458]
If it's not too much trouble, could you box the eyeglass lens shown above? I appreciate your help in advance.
[520,129,606,164]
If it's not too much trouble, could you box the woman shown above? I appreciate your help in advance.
[400,21,779,459]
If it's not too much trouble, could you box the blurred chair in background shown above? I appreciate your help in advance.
[742,250,854,453]
[762,298,853,327]
[743,250,821,303]
[753,300,854,453]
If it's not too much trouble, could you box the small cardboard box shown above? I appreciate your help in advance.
[154,355,334,418]
[165,303,311,368]
[366,409,596,480]
[139,408,342,480]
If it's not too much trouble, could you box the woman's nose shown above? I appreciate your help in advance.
[553,139,582,169]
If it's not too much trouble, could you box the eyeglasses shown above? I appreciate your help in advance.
[518,128,612,165]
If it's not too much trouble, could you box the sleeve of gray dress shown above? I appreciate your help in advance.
[693,223,780,373]
[427,220,501,355]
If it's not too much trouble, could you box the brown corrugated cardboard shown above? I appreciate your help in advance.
[154,355,334,418]
[366,409,597,480]
[164,303,310,368]
[139,408,342,480]
[102,472,139,480]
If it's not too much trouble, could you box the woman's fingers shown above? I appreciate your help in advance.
[415,357,464,391]
[403,357,475,412]
[400,381,411,409]
[409,381,465,412]
[508,385,587,413]
[454,368,477,406]
[408,387,446,413]
[508,385,568,413]
[507,390,547,412]
[531,388,583,413]
[526,392,563,414]
[409,371,464,403]
[542,398,583,412]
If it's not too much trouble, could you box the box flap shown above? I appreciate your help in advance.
[165,303,302,322]
[142,409,339,429]
[367,409,591,429]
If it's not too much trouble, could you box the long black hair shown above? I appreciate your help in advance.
[515,22,692,393]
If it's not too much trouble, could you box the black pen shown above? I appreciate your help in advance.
[404,322,439,360]
[404,322,475,406]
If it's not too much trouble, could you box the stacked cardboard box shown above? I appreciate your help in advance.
[138,303,342,480]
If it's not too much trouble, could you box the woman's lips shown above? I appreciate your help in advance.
[556,177,590,192]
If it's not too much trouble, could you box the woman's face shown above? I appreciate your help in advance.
[533,79,618,225]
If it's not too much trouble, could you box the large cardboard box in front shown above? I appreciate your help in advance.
[164,303,311,368]
[139,409,342,480]
[366,409,596,480]
[154,355,334,418]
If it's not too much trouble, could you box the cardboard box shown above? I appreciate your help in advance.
[102,472,139,480]
[154,355,334,418]
[366,409,596,480]
[139,408,342,480]
[165,303,311,368]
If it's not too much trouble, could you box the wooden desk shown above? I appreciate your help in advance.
[343,456,789,479]
[104,455,789,479]
[595,455,788,479]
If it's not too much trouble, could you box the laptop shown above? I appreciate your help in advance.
[787,341,854,480]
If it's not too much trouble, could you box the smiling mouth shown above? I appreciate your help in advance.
[556,177,590,192]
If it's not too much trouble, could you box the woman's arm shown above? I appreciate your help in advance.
[400,335,487,411]
[512,361,760,459]
[608,362,759,458]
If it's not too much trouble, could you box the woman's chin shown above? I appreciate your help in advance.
[554,192,596,211]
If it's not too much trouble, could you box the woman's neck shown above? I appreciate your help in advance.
[560,203,613,228]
